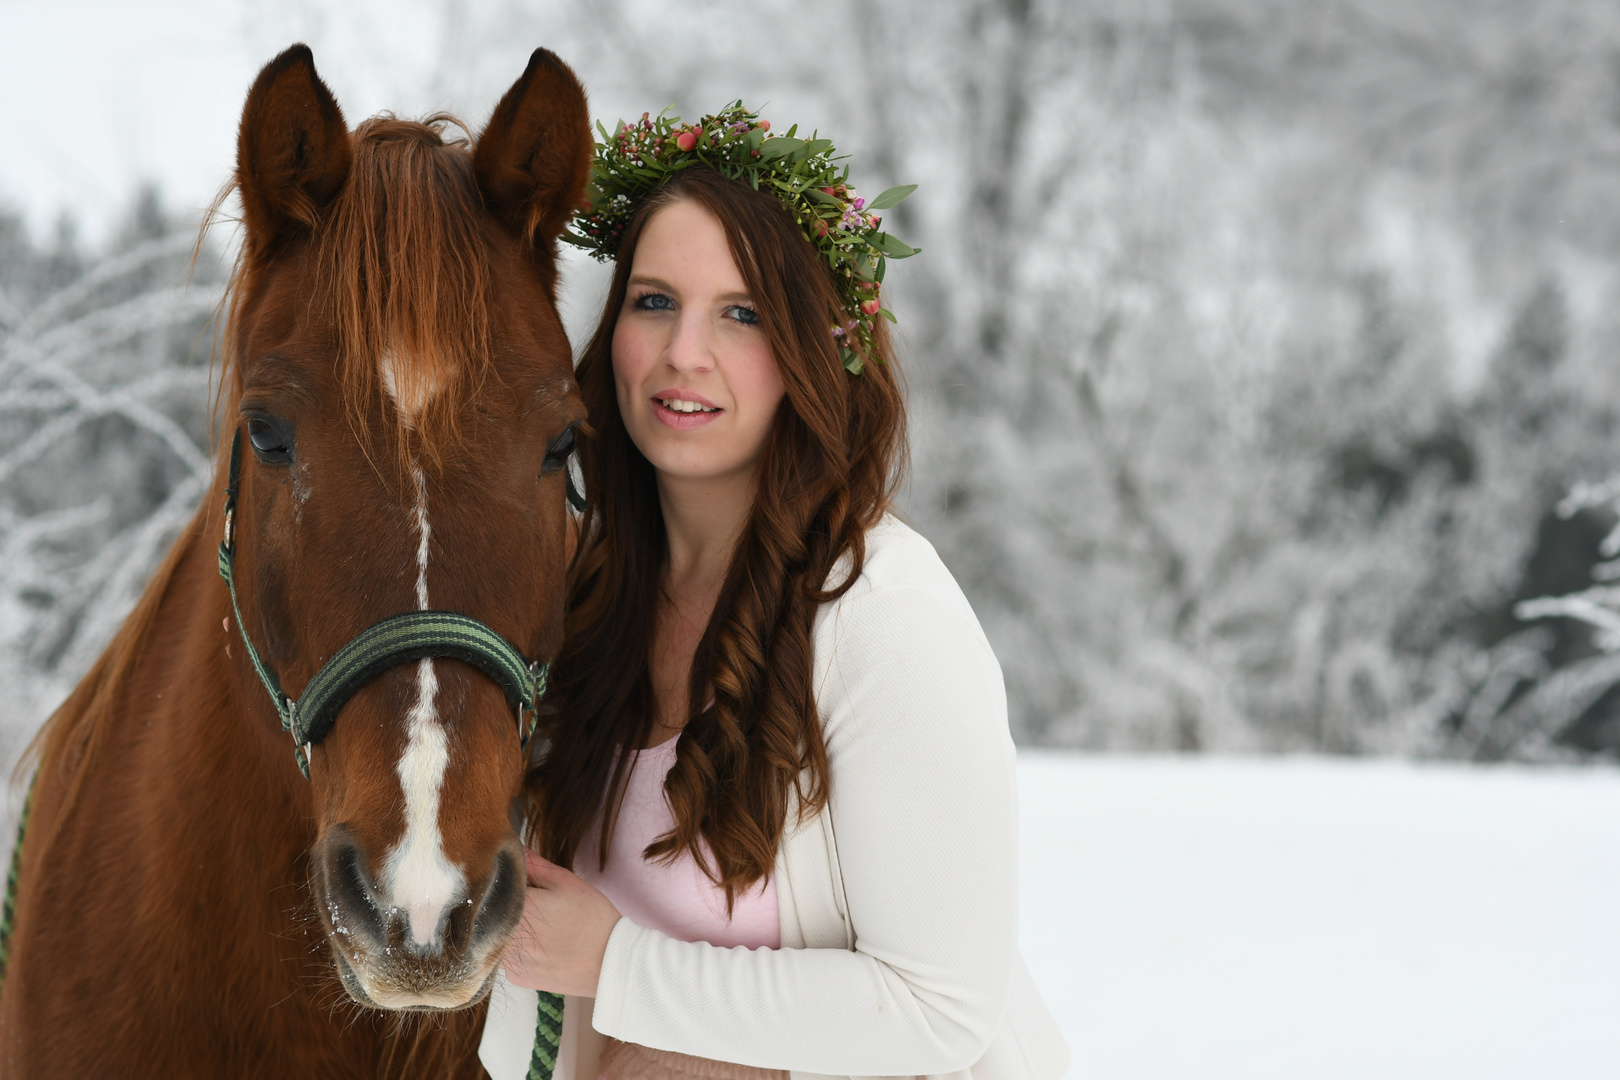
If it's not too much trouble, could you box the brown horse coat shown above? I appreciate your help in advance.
[0,44,589,1078]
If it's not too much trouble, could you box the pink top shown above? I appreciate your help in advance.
[575,739,780,950]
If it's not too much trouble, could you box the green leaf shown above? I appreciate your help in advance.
[876,257,887,283]
[803,138,834,157]
[841,347,864,376]
[879,307,897,323]
[804,187,840,205]
[559,230,594,249]
[871,232,919,258]
[759,137,804,161]
[867,184,917,210]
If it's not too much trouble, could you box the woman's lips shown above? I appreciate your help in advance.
[652,396,724,430]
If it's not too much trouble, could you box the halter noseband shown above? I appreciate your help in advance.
[216,430,550,779]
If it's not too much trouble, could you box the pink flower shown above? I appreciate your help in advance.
[860,298,881,316]
[758,119,771,131]
[675,130,697,152]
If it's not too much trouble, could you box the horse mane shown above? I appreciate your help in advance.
[21,114,500,810]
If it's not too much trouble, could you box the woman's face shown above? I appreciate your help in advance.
[612,197,786,486]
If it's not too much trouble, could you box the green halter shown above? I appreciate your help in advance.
[216,429,551,779]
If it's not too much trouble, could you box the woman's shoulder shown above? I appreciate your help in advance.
[810,514,1012,763]
[815,512,994,659]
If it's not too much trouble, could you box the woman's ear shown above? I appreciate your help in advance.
[235,44,351,258]
[474,48,592,252]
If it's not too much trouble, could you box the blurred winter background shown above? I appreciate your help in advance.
[2,0,1617,1076]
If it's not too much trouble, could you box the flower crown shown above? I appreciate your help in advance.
[563,103,919,375]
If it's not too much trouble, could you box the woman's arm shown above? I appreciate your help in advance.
[587,579,1021,1075]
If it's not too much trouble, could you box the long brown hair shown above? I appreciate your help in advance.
[529,167,907,906]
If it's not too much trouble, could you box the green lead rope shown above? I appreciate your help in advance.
[0,775,37,989]
[529,990,565,1080]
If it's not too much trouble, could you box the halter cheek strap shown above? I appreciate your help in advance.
[217,430,549,779]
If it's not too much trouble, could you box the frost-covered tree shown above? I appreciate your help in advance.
[0,188,225,767]
[6,0,1620,761]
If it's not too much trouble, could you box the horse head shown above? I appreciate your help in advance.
[224,45,588,1011]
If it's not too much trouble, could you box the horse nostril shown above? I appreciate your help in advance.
[472,847,526,947]
[324,839,386,949]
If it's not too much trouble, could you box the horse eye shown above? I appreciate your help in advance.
[247,417,290,460]
[541,426,577,475]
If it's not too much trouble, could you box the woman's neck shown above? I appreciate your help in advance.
[655,467,753,594]
[642,467,752,748]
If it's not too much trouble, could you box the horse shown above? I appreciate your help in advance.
[0,43,590,1077]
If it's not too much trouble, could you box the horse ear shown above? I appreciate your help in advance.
[474,49,591,249]
[236,44,350,256]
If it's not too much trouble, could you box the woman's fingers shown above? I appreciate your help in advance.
[501,849,622,997]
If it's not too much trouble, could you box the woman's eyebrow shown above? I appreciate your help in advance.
[627,273,677,293]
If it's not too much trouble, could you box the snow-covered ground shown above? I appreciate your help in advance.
[1018,752,1620,1079]
[2,741,1612,1074]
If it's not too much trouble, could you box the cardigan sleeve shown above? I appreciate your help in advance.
[589,578,1021,1075]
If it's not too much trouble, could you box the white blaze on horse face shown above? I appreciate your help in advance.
[411,465,431,609]
[384,658,462,948]
[381,465,462,948]
[381,345,445,424]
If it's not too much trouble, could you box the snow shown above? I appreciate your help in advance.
[1,733,1612,1075]
[1018,752,1620,1079]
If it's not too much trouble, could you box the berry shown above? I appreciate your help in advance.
[758,119,771,131]
[861,298,881,316]
[675,130,698,151]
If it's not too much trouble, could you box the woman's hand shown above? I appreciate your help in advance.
[501,848,623,998]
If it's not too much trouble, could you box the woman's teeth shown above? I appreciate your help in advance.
[659,398,718,414]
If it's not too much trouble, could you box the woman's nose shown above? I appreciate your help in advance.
[664,312,716,373]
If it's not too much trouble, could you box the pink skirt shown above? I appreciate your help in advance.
[597,1038,788,1080]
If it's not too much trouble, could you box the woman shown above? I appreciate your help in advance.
[481,106,1068,1080]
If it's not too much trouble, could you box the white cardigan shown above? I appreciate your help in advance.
[482,516,1070,1080]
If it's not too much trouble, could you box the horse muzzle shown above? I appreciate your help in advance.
[312,827,527,1010]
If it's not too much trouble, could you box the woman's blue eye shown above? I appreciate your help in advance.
[634,292,675,311]
[727,304,760,326]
